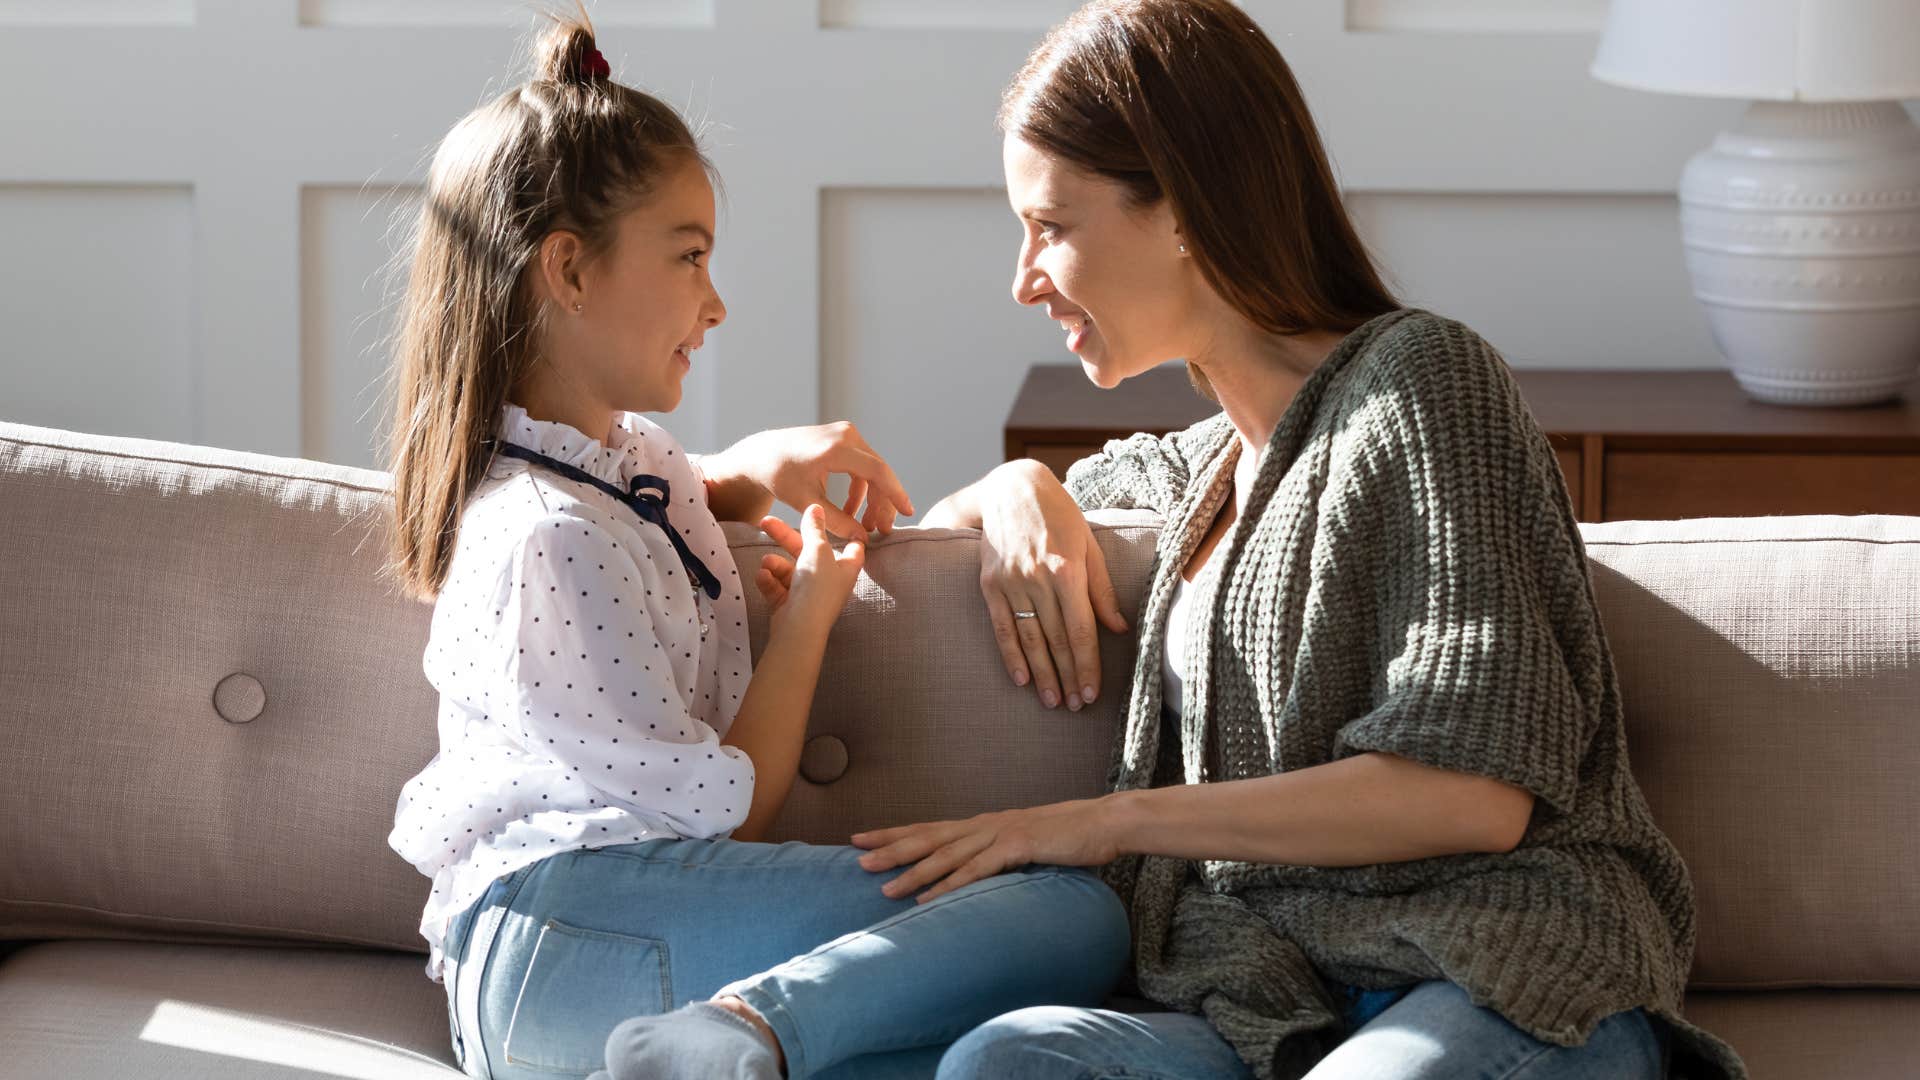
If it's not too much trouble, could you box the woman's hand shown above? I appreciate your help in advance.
[703,422,914,539]
[754,505,864,638]
[851,798,1124,903]
[975,462,1129,712]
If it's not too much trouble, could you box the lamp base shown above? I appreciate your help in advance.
[1680,101,1920,406]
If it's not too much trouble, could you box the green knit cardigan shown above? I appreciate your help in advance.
[1064,309,1747,1079]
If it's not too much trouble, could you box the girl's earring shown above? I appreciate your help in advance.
[1178,243,1187,255]
[572,302,583,313]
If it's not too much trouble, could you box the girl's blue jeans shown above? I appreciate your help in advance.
[440,837,1130,1080]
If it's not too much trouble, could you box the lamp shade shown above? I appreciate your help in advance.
[1592,0,1920,102]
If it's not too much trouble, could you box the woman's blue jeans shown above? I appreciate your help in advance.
[936,980,1670,1079]
[440,838,1130,1080]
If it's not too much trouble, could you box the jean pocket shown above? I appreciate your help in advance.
[503,918,672,1074]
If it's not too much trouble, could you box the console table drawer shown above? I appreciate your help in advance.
[1604,452,1920,520]
[1025,443,1105,481]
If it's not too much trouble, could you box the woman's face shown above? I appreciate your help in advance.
[1004,134,1193,388]
[542,155,728,416]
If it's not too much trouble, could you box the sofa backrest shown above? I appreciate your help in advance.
[2,421,1915,992]
[0,422,1155,955]
[1583,515,1920,990]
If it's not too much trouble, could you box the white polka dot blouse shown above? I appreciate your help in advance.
[388,401,755,983]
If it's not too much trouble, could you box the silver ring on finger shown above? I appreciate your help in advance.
[1013,610,1038,620]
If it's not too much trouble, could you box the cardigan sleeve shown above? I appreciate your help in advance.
[1326,318,1602,819]
[1062,414,1231,515]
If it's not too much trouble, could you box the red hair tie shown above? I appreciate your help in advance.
[582,47,610,80]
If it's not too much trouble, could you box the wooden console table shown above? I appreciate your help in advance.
[1004,365,1920,522]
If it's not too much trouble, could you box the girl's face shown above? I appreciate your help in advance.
[1004,134,1193,388]
[542,155,728,416]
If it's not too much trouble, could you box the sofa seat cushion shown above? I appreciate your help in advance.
[1682,990,1920,1080]
[0,939,459,1079]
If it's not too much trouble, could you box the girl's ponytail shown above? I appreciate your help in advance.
[535,14,611,86]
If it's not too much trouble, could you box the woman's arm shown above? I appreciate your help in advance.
[918,458,1051,529]
[923,460,1129,712]
[854,751,1533,902]
[1104,752,1533,866]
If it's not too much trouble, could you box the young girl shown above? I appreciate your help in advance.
[381,12,1127,1080]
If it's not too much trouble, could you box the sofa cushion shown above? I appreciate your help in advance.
[3,936,1910,1080]
[1681,989,1920,1080]
[0,423,440,953]
[0,939,459,1078]
[1586,515,1920,989]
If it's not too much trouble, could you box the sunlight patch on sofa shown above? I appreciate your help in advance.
[139,1000,453,1079]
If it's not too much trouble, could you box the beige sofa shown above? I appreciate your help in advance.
[1,418,1915,1079]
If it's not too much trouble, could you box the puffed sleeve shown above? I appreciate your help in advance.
[498,514,755,837]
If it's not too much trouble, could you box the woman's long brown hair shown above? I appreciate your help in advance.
[1001,0,1399,398]
[381,3,710,602]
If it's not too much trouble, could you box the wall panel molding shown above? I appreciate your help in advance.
[298,0,713,29]
[1346,0,1606,34]
[0,1,191,26]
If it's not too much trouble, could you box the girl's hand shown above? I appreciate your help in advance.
[978,464,1128,712]
[708,422,914,540]
[756,505,864,637]
[851,798,1123,903]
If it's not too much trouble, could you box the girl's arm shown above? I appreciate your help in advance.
[723,504,865,841]
[503,508,859,844]
[693,423,913,538]
[504,516,759,837]
[696,461,775,525]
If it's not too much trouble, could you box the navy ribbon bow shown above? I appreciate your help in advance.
[486,438,723,601]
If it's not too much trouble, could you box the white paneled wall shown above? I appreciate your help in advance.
[299,185,421,465]
[5,0,1826,517]
[0,1,192,25]
[1,185,198,441]
[821,188,1066,510]
[1347,193,1716,369]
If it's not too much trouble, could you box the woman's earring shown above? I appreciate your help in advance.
[573,302,583,313]
[1178,243,1187,255]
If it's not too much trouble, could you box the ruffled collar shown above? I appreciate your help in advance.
[496,401,638,485]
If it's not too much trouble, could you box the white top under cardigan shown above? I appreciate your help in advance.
[1163,560,1219,718]
[1162,574,1193,717]
[388,402,755,982]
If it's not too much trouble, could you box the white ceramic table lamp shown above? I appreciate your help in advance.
[1593,0,1920,405]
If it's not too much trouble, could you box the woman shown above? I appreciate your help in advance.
[865,2,1749,1077]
